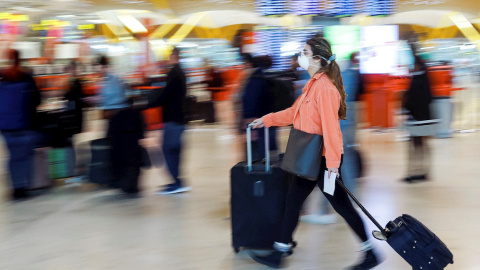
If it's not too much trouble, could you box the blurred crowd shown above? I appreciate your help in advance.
[0,32,479,203]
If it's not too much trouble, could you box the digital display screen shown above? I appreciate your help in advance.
[290,0,320,16]
[255,26,322,70]
[360,25,399,74]
[255,0,289,16]
[324,25,360,61]
[363,0,396,16]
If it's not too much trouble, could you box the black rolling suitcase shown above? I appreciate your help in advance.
[88,138,113,185]
[336,180,454,269]
[231,126,291,253]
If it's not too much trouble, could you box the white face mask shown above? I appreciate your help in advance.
[298,53,320,71]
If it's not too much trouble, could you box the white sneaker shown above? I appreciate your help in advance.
[157,185,192,195]
[300,214,337,225]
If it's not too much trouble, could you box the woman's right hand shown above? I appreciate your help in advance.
[250,118,265,129]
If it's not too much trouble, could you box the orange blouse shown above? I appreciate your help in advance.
[262,72,343,168]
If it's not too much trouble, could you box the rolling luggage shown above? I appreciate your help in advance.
[88,138,113,185]
[48,147,76,179]
[230,126,292,253]
[30,148,51,189]
[336,180,454,269]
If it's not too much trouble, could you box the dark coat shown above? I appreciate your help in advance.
[242,69,274,119]
[403,71,433,121]
[0,69,41,130]
[148,64,187,124]
[61,78,85,136]
[107,107,145,169]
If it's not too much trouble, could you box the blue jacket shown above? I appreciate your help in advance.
[99,73,127,110]
[341,64,360,130]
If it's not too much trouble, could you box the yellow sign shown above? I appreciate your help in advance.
[12,15,29,22]
[31,24,48,31]
[41,20,58,26]
[0,13,12,20]
[78,24,95,30]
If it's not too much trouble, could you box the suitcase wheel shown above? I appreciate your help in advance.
[291,241,297,248]
[372,230,388,241]
[233,247,240,253]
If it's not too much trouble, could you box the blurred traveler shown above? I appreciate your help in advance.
[148,47,190,195]
[53,60,86,148]
[301,52,363,225]
[249,38,380,270]
[242,55,278,161]
[402,53,436,183]
[204,64,224,123]
[97,55,128,117]
[233,53,256,133]
[0,49,41,200]
[63,60,85,137]
[232,29,247,54]
[107,99,145,196]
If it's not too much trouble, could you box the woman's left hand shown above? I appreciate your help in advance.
[250,118,265,129]
[327,167,339,179]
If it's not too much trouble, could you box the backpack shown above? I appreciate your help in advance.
[0,81,31,130]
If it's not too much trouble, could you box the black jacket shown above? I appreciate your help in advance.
[61,78,84,136]
[148,64,187,124]
[107,107,145,168]
[242,69,274,119]
[403,71,433,121]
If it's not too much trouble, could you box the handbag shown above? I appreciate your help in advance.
[280,80,324,180]
[281,128,323,180]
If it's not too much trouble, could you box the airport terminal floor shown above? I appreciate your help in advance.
[0,107,478,270]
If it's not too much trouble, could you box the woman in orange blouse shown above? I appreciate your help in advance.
[249,37,380,270]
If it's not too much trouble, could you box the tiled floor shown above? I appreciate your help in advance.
[0,114,477,269]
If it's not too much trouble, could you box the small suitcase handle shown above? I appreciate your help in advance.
[335,179,388,237]
[246,124,270,172]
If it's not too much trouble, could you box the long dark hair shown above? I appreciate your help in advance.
[306,37,347,120]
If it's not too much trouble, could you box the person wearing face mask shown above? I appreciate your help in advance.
[290,53,310,99]
[249,38,381,270]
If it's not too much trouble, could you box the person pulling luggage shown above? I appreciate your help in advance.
[249,37,381,270]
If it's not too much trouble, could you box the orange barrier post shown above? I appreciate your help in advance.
[139,86,164,130]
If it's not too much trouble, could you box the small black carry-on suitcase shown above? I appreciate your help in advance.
[230,126,294,253]
[336,180,454,269]
[88,138,113,185]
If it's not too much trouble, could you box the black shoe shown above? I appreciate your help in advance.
[417,174,428,181]
[12,188,30,201]
[402,176,416,183]
[349,250,380,270]
[250,250,285,269]
[402,175,427,183]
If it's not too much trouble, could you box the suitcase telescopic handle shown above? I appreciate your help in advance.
[246,124,270,172]
[335,179,387,236]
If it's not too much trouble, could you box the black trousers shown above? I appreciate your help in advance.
[277,156,369,244]
[407,136,430,177]
[116,166,140,194]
